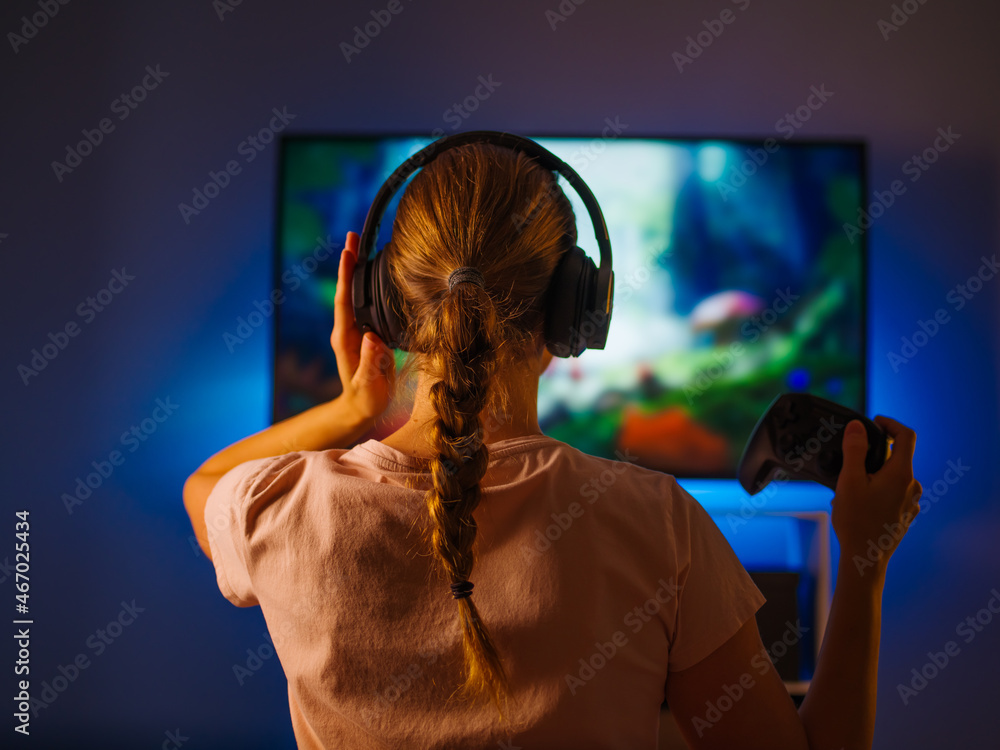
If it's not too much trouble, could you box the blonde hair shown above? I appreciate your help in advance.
[385,142,576,713]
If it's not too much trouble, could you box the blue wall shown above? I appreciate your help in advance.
[3,1,998,747]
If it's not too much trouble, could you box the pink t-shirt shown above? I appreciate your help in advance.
[205,434,764,749]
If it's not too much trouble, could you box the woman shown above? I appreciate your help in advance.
[184,141,922,749]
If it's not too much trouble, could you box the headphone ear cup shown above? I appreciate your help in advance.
[370,248,409,350]
[544,246,598,358]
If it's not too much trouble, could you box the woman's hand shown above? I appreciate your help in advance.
[183,232,396,548]
[832,416,923,571]
[331,231,396,426]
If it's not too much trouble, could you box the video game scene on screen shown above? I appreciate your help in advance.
[273,136,864,479]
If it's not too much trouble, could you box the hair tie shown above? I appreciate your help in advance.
[447,267,485,292]
[450,580,475,600]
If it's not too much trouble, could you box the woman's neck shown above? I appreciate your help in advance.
[380,363,544,459]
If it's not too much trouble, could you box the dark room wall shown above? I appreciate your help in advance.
[2,0,998,747]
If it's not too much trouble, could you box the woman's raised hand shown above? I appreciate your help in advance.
[331,231,396,424]
[833,416,922,572]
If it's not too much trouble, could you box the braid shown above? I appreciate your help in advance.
[423,283,511,714]
[384,142,579,717]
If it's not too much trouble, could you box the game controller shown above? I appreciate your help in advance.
[737,393,890,495]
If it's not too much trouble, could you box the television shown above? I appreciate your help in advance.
[271,133,866,480]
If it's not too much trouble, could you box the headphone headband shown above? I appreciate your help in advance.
[353,131,614,356]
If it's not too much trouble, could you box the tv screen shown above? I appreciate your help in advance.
[272,134,866,479]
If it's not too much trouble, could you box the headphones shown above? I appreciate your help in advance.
[352,131,614,358]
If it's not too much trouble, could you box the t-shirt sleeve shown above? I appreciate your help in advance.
[667,482,766,672]
[203,453,304,607]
